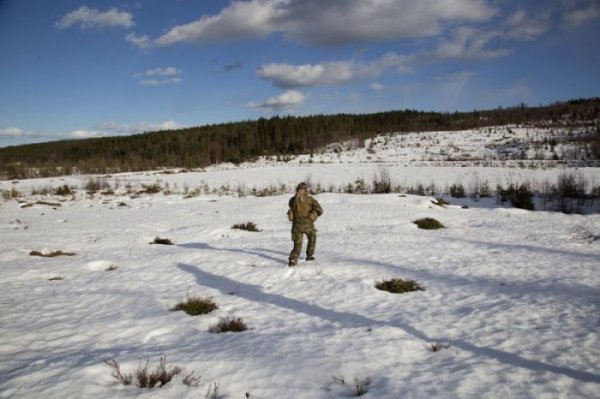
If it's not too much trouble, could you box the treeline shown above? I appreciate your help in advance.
[1,98,599,180]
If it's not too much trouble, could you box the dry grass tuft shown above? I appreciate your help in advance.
[172,295,218,316]
[209,317,247,333]
[375,278,424,294]
[30,250,76,257]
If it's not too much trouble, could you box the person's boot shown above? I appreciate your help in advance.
[306,256,315,261]
[288,258,297,267]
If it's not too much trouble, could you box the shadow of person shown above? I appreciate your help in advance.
[178,242,287,265]
[177,262,600,384]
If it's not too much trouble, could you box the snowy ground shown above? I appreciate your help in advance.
[1,186,599,398]
[1,125,599,397]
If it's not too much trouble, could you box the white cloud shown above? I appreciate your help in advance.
[140,0,496,47]
[431,27,511,61]
[126,32,152,48]
[564,2,600,27]
[155,0,284,46]
[98,121,183,134]
[257,53,411,88]
[133,67,182,86]
[139,78,183,87]
[370,83,385,91]
[246,90,305,113]
[55,6,134,30]
[505,8,551,41]
[0,127,23,137]
[71,129,100,139]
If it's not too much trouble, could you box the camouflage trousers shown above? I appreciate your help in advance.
[289,229,317,261]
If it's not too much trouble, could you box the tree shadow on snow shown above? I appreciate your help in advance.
[177,262,600,384]
[178,242,288,265]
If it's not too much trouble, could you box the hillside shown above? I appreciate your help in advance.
[1,98,599,180]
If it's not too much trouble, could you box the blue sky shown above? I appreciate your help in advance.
[0,0,599,147]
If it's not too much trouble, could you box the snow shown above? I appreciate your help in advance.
[1,126,599,398]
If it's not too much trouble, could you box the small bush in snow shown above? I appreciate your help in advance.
[84,178,102,194]
[376,278,424,294]
[3,187,23,200]
[104,359,133,385]
[209,317,247,333]
[55,184,74,196]
[232,222,260,232]
[182,371,202,387]
[139,183,162,194]
[449,183,466,198]
[413,218,444,229]
[104,357,182,388]
[497,183,534,210]
[150,237,173,245]
[172,295,218,316]
[135,356,182,388]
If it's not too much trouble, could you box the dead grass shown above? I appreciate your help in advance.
[375,278,424,294]
[231,222,260,232]
[172,295,218,316]
[150,237,173,245]
[104,357,182,388]
[30,250,76,257]
[413,217,444,229]
[208,317,247,333]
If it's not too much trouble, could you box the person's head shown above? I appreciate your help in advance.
[296,182,308,194]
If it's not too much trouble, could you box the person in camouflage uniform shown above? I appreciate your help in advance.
[287,182,323,266]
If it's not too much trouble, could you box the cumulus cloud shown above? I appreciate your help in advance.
[246,90,305,113]
[257,53,412,88]
[564,2,600,27]
[133,67,182,86]
[155,0,284,46]
[55,6,134,30]
[137,0,496,47]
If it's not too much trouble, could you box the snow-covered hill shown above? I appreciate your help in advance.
[1,125,599,398]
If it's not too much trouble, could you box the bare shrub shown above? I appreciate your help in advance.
[413,218,444,229]
[372,167,392,194]
[135,356,182,388]
[376,278,425,293]
[150,237,173,245]
[208,317,247,333]
[232,222,260,232]
[172,295,218,316]
[497,183,534,210]
[105,357,182,388]
[139,183,162,194]
[182,371,202,387]
[104,359,133,385]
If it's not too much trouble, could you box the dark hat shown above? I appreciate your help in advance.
[296,182,308,192]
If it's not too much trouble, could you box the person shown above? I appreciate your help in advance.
[287,182,323,266]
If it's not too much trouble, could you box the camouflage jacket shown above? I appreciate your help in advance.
[287,195,323,232]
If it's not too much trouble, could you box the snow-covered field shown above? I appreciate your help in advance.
[1,126,599,398]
